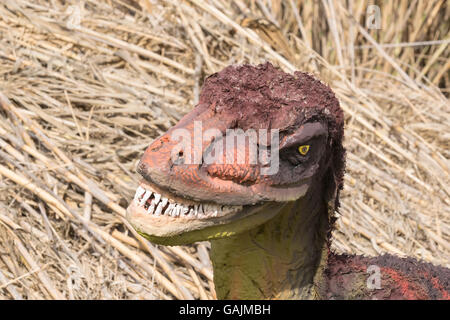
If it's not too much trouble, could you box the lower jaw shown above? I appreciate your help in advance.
[127,201,284,246]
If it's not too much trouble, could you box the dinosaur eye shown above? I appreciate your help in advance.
[298,145,310,155]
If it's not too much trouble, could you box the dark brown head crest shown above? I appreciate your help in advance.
[199,62,346,209]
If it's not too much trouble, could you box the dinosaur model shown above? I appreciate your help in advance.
[126,63,449,299]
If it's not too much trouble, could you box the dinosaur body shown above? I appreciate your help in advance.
[323,253,449,300]
[126,63,449,299]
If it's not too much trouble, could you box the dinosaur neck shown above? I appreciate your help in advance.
[210,182,330,299]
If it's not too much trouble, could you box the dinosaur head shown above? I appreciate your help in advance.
[126,63,345,245]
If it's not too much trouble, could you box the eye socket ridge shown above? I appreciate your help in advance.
[279,122,328,151]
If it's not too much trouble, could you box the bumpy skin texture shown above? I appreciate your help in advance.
[323,253,450,300]
[137,62,345,206]
[131,63,450,300]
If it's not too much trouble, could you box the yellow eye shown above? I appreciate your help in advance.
[298,145,310,155]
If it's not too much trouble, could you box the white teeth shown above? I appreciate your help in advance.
[154,193,161,205]
[155,203,163,216]
[165,203,175,216]
[147,203,155,214]
[134,186,243,219]
[140,190,152,206]
[134,186,146,201]
[174,205,181,217]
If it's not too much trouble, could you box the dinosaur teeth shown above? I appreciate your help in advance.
[147,202,155,214]
[154,193,161,205]
[134,185,243,219]
[165,203,175,216]
[154,202,163,216]
[172,205,178,217]
[194,205,200,216]
[140,190,152,206]
[134,186,146,202]
[172,204,178,215]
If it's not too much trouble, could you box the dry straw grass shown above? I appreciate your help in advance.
[0,0,448,299]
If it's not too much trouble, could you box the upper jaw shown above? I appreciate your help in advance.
[137,160,267,205]
[138,160,312,206]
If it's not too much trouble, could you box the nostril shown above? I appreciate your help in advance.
[172,150,185,166]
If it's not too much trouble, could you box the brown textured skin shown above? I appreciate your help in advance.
[133,63,450,300]
[137,62,345,206]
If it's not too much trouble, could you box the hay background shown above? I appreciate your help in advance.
[0,0,448,299]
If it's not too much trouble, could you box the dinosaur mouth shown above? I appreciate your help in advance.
[130,183,243,219]
[126,180,282,245]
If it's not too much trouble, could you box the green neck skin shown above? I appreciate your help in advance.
[210,184,330,300]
